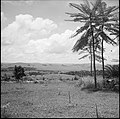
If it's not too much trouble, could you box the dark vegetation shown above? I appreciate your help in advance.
[104,64,119,78]
[1,64,119,92]
[14,65,26,82]
[63,70,103,77]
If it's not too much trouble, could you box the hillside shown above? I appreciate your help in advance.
[1,63,102,71]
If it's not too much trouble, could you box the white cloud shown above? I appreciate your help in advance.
[24,29,74,55]
[1,13,119,64]
[1,26,77,63]
[45,30,74,54]
[1,14,57,46]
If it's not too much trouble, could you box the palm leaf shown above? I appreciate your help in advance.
[105,6,119,15]
[105,64,119,78]
[71,21,90,38]
[65,12,88,18]
[72,28,92,52]
[99,32,118,45]
[84,0,90,9]
[78,50,87,55]
[79,54,89,60]
[72,36,89,52]
[96,54,106,61]
[69,3,87,15]
[80,3,91,15]
[91,0,102,15]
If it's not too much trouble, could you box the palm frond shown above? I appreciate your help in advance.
[92,0,102,15]
[78,50,87,55]
[105,64,119,78]
[69,3,87,15]
[80,3,91,15]
[71,21,90,38]
[64,17,88,22]
[79,54,89,60]
[84,0,90,9]
[72,36,89,52]
[65,12,88,18]
[99,32,118,45]
[72,28,92,52]
[105,6,119,15]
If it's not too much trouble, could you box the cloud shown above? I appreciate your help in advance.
[1,13,119,64]
[1,14,57,46]
[1,26,77,63]
[1,13,77,63]
[45,30,74,54]
[24,29,74,55]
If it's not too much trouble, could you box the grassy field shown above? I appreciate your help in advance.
[1,76,119,118]
[1,63,119,118]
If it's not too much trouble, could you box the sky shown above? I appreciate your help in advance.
[1,0,119,64]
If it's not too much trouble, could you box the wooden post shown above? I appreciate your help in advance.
[68,91,71,103]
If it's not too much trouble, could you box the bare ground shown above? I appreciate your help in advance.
[1,79,119,118]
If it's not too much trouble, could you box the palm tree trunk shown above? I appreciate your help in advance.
[90,41,93,76]
[101,25,105,79]
[101,38,105,79]
[91,25,97,89]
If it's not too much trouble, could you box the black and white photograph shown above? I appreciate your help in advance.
[1,0,119,118]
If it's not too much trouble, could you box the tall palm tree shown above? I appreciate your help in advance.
[65,0,104,88]
[66,0,119,85]
[94,1,119,79]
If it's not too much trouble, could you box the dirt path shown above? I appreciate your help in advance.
[1,80,119,118]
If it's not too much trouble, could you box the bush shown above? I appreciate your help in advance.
[2,74,10,81]
[74,76,78,80]
[105,64,119,78]
[102,78,119,92]
[13,65,26,82]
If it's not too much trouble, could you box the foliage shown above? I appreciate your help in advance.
[74,76,79,80]
[104,64,119,78]
[2,73,10,81]
[66,0,119,82]
[13,65,26,82]
[63,70,103,77]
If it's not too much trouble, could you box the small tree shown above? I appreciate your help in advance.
[13,65,26,82]
[3,73,10,81]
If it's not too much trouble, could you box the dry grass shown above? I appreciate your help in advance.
[1,76,119,118]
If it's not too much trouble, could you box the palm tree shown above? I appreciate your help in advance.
[66,0,119,86]
[77,37,106,76]
[94,1,119,79]
[65,0,104,88]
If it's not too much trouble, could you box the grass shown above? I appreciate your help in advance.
[79,76,119,93]
[1,76,119,118]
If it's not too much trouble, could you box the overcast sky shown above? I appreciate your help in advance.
[1,0,119,64]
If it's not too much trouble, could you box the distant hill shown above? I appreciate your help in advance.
[1,63,102,71]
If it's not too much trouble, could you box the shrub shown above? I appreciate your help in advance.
[81,79,103,91]
[104,64,119,78]
[3,74,10,81]
[13,65,26,82]
[74,76,78,80]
